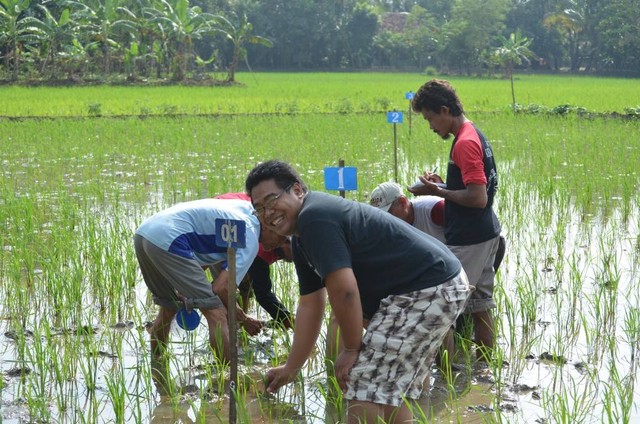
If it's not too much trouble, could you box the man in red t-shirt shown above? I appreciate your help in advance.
[409,79,503,360]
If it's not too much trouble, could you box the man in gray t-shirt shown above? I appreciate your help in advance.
[246,160,472,423]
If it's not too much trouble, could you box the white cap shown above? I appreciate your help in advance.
[369,182,403,212]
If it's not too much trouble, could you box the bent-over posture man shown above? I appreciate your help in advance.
[370,182,446,243]
[134,198,265,363]
[246,159,472,423]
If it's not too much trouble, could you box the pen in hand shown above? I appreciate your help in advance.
[409,166,441,190]
[427,166,446,188]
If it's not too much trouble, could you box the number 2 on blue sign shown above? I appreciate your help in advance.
[387,111,403,124]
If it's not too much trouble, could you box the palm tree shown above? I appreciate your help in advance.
[0,0,45,81]
[543,4,585,72]
[492,30,536,112]
[211,14,272,83]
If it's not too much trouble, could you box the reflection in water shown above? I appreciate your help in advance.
[0,181,639,423]
[148,347,309,423]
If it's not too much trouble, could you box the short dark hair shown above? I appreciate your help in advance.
[412,79,464,116]
[245,159,308,195]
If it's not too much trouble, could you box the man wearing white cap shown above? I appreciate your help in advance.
[369,182,446,243]
[370,182,456,366]
[371,181,506,363]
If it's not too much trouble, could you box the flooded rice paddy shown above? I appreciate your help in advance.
[1,114,639,423]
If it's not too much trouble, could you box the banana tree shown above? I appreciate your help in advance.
[211,14,272,83]
[144,0,217,81]
[32,4,77,78]
[72,0,137,76]
[118,0,162,79]
[0,0,45,81]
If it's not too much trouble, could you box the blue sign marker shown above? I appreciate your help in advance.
[215,219,246,249]
[405,91,415,100]
[324,166,358,191]
[387,111,404,124]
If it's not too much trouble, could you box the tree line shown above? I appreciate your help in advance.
[1,0,638,84]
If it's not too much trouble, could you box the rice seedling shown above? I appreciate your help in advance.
[562,252,587,342]
[601,360,636,424]
[541,369,599,424]
[622,306,640,369]
[47,332,77,415]
[105,362,127,423]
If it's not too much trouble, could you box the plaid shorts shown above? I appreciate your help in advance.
[345,270,472,407]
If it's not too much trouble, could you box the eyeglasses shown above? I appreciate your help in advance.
[252,185,292,217]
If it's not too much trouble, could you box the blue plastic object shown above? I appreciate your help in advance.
[176,308,200,331]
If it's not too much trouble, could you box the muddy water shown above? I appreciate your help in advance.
[1,198,639,423]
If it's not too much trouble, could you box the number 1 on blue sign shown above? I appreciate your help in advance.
[323,166,357,191]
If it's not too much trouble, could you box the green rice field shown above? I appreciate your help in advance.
[0,73,639,423]
[2,73,638,117]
